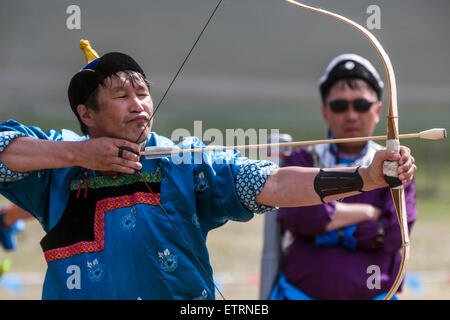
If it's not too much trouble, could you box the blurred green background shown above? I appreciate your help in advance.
[0,0,449,299]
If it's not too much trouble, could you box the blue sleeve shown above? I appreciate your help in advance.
[0,119,81,226]
[179,137,277,232]
[234,159,278,214]
[0,131,29,183]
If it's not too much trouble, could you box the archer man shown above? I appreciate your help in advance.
[0,41,415,299]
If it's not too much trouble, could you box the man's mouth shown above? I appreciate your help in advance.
[345,127,360,135]
[129,114,150,123]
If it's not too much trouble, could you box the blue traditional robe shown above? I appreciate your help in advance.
[0,120,276,299]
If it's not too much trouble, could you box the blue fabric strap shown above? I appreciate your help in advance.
[315,225,357,249]
[270,272,397,300]
[342,225,357,249]
[315,229,340,246]
[269,273,315,300]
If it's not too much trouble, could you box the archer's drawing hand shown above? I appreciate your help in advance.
[76,137,142,174]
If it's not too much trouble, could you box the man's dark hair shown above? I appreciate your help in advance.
[321,78,379,105]
[319,54,384,104]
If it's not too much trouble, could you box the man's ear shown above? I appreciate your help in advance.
[76,104,95,128]
[374,102,383,124]
[321,104,331,127]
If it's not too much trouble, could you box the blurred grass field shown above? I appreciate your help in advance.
[1,197,450,300]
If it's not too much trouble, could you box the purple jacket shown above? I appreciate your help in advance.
[277,147,417,299]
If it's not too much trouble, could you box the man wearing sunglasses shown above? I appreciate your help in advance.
[269,54,417,300]
[320,54,383,154]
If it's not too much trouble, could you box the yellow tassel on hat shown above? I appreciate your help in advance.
[79,39,100,64]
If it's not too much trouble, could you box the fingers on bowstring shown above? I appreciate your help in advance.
[118,147,140,162]
[112,139,141,164]
[109,163,137,175]
[116,139,140,155]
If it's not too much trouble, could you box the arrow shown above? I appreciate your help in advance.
[141,128,446,159]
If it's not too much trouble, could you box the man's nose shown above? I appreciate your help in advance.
[129,94,145,112]
[345,105,359,119]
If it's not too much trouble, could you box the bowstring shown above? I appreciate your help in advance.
[134,0,224,144]
[135,0,226,300]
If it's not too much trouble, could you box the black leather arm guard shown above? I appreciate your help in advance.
[313,167,365,203]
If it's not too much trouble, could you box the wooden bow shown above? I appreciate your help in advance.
[284,0,408,300]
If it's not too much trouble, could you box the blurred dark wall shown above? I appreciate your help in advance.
[0,0,449,134]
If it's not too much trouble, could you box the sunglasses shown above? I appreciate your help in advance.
[328,98,376,113]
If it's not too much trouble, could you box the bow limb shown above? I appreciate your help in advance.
[284,0,409,300]
[383,53,410,300]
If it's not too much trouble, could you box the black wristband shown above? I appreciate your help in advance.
[314,166,365,203]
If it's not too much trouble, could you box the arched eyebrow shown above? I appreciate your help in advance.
[110,85,127,92]
[109,83,148,93]
[134,84,149,91]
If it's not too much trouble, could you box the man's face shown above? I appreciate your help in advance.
[321,80,382,151]
[89,71,153,143]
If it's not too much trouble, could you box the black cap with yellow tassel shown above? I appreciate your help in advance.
[79,39,100,65]
[68,39,146,127]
